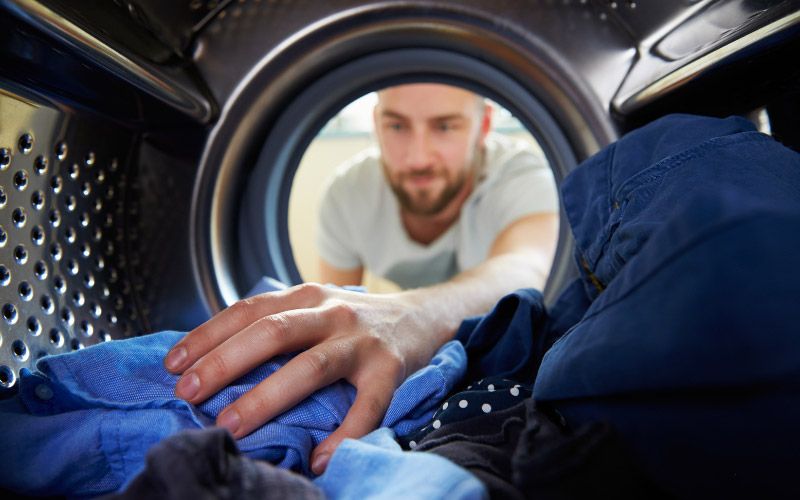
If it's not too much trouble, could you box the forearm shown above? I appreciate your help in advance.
[393,250,550,349]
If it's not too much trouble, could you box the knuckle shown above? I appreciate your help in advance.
[255,314,291,344]
[240,392,271,421]
[299,349,332,379]
[227,298,258,325]
[203,353,229,380]
[293,282,324,303]
[326,301,357,326]
[355,334,394,359]
[352,336,406,383]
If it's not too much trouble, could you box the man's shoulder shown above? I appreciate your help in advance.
[323,147,386,210]
[482,133,549,182]
[329,147,383,188]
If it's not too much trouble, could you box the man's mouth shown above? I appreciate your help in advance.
[406,171,438,187]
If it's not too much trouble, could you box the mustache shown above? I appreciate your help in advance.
[402,168,439,180]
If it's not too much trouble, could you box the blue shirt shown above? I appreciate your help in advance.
[315,428,487,499]
[0,331,466,497]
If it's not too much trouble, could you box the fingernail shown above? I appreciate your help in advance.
[175,372,200,400]
[165,347,187,371]
[311,453,330,475]
[217,408,241,435]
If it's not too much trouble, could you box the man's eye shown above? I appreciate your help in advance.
[387,122,405,131]
[436,122,456,132]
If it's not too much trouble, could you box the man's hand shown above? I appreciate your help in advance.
[164,214,555,475]
[164,283,451,474]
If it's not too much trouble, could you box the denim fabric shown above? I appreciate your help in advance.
[0,332,466,497]
[566,115,800,297]
[534,115,800,498]
[454,289,548,385]
[314,427,487,500]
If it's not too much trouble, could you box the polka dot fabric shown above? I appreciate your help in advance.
[399,377,531,450]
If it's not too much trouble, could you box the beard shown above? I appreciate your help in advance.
[384,145,483,217]
[388,167,468,216]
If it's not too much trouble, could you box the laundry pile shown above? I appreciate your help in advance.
[2,115,799,499]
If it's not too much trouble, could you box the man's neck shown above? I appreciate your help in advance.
[401,174,474,245]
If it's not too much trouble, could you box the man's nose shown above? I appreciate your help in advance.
[405,131,434,170]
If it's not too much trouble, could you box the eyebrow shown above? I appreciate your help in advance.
[379,110,410,121]
[379,110,467,123]
[430,114,467,123]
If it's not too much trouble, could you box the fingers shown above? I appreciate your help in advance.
[165,283,326,374]
[215,339,356,438]
[161,281,413,478]
[173,307,334,403]
[310,370,398,475]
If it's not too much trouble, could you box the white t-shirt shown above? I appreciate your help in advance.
[317,133,558,289]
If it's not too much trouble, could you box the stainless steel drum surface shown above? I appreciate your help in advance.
[0,0,798,394]
[0,90,141,387]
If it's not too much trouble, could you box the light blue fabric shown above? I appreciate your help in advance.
[0,331,466,497]
[315,428,487,500]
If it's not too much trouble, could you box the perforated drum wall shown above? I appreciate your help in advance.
[0,89,142,391]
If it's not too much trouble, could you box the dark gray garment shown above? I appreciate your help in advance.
[104,428,323,500]
[415,397,666,499]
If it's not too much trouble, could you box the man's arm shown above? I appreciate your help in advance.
[164,211,558,474]
[319,259,364,287]
[404,212,557,331]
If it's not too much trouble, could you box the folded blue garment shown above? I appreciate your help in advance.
[0,331,466,497]
[534,114,800,498]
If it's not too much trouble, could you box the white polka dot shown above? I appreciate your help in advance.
[458,399,468,408]
[442,402,449,410]
[482,403,492,413]
[432,419,441,429]
[510,387,520,397]
[409,441,417,449]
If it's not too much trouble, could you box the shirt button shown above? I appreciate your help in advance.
[35,384,54,400]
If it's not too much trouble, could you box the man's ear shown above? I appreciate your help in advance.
[372,102,381,136]
[372,103,382,142]
[478,102,493,143]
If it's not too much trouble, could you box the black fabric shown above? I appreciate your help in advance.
[415,397,665,499]
[104,428,323,500]
[399,377,532,449]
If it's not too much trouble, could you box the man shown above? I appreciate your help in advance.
[317,83,559,289]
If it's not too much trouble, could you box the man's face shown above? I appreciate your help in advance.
[374,84,490,216]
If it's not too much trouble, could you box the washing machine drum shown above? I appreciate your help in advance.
[1,0,797,394]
